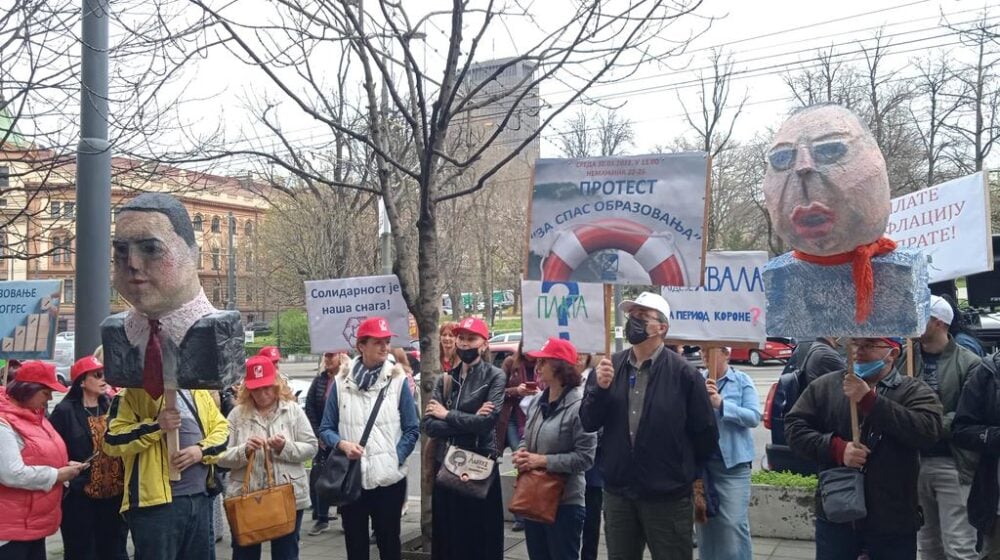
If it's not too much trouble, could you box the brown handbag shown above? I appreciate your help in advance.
[223,448,298,547]
[508,469,567,525]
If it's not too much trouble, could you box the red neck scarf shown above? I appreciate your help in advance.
[793,237,897,324]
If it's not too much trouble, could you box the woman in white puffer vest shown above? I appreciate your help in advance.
[319,317,420,560]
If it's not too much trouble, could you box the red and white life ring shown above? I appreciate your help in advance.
[540,218,687,285]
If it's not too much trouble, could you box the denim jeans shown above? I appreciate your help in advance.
[524,504,586,560]
[232,509,304,560]
[603,490,693,560]
[917,456,978,560]
[815,518,916,560]
[696,458,752,560]
[127,493,216,560]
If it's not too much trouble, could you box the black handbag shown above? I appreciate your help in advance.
[818,467,867,523]
[315,382,390,506]
[433,373,495,499]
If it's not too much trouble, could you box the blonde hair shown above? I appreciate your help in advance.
[235,374,296,407]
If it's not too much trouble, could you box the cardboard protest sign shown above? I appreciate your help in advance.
[886,171,994,282]
[305,275,410,353]
[526,154,710,287]
[0,280,62,359]
[521,280,606,353]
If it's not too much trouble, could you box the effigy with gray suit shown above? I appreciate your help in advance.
[760,104,929,338]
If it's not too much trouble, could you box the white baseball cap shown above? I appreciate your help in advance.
[619,291,671,320]
[929,295,954,325]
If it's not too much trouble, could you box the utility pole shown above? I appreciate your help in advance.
[74,0,110,358]
[227,212,236,310]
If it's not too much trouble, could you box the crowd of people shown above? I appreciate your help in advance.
[2,290,1000,560]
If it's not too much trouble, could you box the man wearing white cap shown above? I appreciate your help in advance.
[580,291,719,560]
[912,295,983,560]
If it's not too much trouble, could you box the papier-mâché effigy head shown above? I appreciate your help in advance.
[762,104,891,257]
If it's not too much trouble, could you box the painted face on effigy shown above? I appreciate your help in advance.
[113,211,201,319]
[762,104,891,257]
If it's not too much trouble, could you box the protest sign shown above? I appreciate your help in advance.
[526,153,710,287]
[886,171,994,282]
[305,275,410,353]
[661,251,767,345]
[0,280,62,359]
[522,280,606,353]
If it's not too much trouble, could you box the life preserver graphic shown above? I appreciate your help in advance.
[540,218,687,285]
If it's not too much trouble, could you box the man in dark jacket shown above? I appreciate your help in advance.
[580,292,719,560]
[786,337,943,560]
[800,337,847,387]
[304,351,344,535]
[952,351,1000,558]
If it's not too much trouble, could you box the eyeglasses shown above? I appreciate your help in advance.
[767,140,848,171]
[854,342,893,353]
[89,371,105,379]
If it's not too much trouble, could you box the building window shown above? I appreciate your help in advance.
[211,216,221,233]
[245,222,254,237]
[245,250,253,271]
[212,281,222,304]
[63,279,75,304]
[193,214,203,231]
[0,166,8,188]
[52,236,62,263]
[57,319,69,332]
[211,244,221,270]
[196,245,203,269]
[0,199,7,207]
[51,201,61,217]
[63,202,75,219]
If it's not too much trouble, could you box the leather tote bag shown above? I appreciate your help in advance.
[508,469,566,524]
[223,449,297,547]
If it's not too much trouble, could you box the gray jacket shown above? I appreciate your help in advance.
[520,385,596,507]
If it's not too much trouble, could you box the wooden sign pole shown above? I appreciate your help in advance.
[164,387,181,481]
[905,339,915,377]
[845,338,860,443]
[706,347,721,381]
[603,284,613,357]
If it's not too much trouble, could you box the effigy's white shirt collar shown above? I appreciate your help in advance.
[123,289,217,346]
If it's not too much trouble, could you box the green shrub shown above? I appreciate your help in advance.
[751,470,818,490]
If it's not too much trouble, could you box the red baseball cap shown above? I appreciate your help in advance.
[454,317,489,340]
[527,337,578,365]
[15,361,67,392]
[258,346,281,363]
[244,356,277,390]
[70,356,103,383]
[356,317,396,340]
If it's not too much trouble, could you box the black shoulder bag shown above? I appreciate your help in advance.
[316,381,390,506]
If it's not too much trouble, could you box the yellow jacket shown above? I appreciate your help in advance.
[103,388,228,513]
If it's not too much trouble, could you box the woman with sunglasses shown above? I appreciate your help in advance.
[50,356,128,560]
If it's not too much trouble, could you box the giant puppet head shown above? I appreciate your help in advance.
[112,193,201,319]
[762,104,891,257]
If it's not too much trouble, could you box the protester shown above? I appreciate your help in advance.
[577,353,604,560]
[785,337,943,560]
[391,348,418,399]
[259,346,282,366]
[2,359,21,386]
[697,347,761,560]
[439,322,459,372]
[49,356,128,560]
[422,317,506,560]
[951,350,1000,557]
[320,317,420,560]
[304,351,346,535]
[0,361,86,560]
[905,295,982,560]
[218,356,318,560]
[516,337,597,560]
[798,337,846,387]
[499,340,539,531]
[941,294,985,357]
[579,292,719,560]
[104,382,229,560]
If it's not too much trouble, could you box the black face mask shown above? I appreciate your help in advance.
[457,347,480,364]
[626,316,651,345]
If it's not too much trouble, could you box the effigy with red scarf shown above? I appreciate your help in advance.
[760,104,930,338]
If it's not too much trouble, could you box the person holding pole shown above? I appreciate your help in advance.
[785,337,943,560]
[697,346,761,560]
[579,291,719,560]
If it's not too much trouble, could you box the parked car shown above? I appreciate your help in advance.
[245,321,272,335]
[488,332,521,344]
[287,377,311,409]
[53,332,74,386]
[761,340,821,476]
[730,337,796,366]
[489,341,520,369]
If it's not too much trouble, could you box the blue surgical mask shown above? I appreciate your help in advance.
[852,349,892,379]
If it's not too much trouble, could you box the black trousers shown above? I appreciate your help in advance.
[582,485,604,560]
[340,479,406,560]
[0,539,45,560]
[59,491,129,560]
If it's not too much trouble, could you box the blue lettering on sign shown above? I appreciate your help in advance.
[705,266,764,292]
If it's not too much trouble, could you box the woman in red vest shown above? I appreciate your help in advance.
[0,361,86,560]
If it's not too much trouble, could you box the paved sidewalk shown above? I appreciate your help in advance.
[44,498,815,559]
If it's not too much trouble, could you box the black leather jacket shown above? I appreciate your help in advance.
[952,352,1000,533]
[422,359,506,462]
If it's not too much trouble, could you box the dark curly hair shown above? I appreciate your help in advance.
[546,359,582,388]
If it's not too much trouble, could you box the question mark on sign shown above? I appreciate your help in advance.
[541,281,580,340]
[749,307,762,327]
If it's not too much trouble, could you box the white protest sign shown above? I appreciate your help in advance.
[305,275,410,353]
[521,280,606,353]
[526,153,710,287]
[886,171,994,282]
[661,251,767,344]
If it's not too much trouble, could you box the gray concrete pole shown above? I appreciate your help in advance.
[74,0,111,358]
[227,212,236,310]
